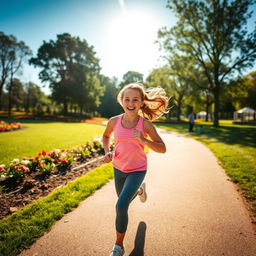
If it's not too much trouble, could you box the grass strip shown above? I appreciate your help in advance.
[0,163,113,256]
[156,122,256,215]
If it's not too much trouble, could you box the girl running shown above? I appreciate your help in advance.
[102,82,169,256]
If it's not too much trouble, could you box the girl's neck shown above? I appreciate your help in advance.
[123,113,139,122]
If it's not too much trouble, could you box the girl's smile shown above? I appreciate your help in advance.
[121,89,143,114]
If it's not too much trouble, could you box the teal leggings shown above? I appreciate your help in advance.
[114,168,146,233]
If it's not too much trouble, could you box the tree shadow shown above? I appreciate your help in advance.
[129,221,147,256]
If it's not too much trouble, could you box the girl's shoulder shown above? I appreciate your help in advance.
[143,118,155,133]
[107,114,122,128]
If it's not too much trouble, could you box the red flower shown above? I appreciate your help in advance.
[42,150,47,156]
[61,159,67,163]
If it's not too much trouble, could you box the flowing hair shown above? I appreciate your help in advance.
[117,82,170,121]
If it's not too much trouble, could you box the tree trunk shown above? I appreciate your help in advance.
[63,100,68,115]
[0,81,5,110]
[213,86,220,127]
[177,100,181,121]
[205,106,209,122]
[205,96,211,122]
[8,76,13,117]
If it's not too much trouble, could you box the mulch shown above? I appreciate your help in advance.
[0,155,104,220]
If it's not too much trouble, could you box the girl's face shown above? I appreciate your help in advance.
[122,88,144,115]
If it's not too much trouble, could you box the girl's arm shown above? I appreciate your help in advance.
[134,120,166,153]
[102,117,117,162]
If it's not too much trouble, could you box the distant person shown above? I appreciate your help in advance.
[102,83,169,256]
[188,111,195,132]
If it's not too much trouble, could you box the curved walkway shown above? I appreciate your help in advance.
[19,130,256,256]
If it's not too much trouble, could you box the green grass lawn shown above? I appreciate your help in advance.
[156,120,256,214]
[0,163,114,256]
[0,120,105,166]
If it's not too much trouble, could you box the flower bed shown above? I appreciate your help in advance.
[0,138,113,183]
[0,120,23,132]
[0,137,114,220]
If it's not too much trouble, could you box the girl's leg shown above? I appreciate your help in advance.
[115,170,146,247]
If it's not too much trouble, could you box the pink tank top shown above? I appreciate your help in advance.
[113,114,147,173]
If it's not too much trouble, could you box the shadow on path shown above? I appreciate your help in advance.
[129,221,147,256]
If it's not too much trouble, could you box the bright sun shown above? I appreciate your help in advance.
[103,9,161,79]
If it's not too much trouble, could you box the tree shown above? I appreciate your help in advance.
[243,72,256,113]
[98,75,122,117]
[6,78,25,113]
[146,66,175,119]
[0,32,31,109]
[70,72,104,115]
[158,0,256,126]
[119,71,144,88]
[226,71,256,119]
[30,33,101,114]
[23,82,52,115]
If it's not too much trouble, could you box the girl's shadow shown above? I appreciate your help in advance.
[129,221,147,256]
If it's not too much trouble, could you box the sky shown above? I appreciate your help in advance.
[0,0,176,94]
[1,0,256,95]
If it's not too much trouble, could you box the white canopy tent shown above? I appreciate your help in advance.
[197,111,211,120]
[233,107,256,121]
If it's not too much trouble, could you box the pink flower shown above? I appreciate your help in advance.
[21,165,27,171]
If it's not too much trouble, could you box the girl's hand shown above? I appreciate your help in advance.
[103,152,113,163]
[133,129,145,144]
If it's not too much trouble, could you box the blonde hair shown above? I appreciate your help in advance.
[117,82,169,121]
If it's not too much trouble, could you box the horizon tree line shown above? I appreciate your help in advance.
[1,0,256,124]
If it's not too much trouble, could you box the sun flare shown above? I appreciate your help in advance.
[103,9,161,78]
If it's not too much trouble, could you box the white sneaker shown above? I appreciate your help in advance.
[110,244,125,256]
[139,182,147,203]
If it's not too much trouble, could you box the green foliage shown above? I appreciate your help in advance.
[226,71,256,111]
[30,33,102,114]
[97,75,122,117]
[119,70,144,88]
[23,82,51,115]
[0,32,32,108]
[0,163,114,256]
[158,0,256,126]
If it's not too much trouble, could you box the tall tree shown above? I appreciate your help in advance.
[119,71,144,88]
[6,78,25,113]
[30,33,101,114]
[158,0,256,126]
[98,75,122,117]
[0,32,31,109]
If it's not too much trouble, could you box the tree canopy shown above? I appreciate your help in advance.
[0,31,31,108]
[158,0,256,126]
[30,33,102,114]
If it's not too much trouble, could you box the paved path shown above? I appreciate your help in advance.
[19,130,256,256]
